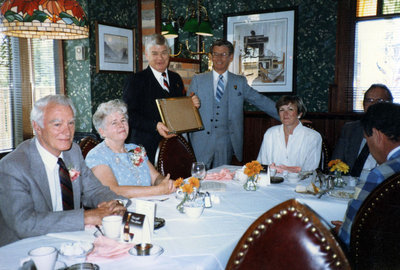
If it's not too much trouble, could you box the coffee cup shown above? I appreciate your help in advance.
[102,215,122,239]
[21,246,58,270]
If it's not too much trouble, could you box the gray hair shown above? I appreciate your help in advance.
[145,34,169,54]
[30,94,76,128]
[92,99,128,133]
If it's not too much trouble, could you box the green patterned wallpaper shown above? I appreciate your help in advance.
[164,0,337,112]
[64,0,138,132]
[64,0,336,132]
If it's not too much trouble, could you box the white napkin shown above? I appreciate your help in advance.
[258,170,271,187]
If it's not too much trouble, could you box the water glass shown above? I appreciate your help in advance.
[191,162,206,180]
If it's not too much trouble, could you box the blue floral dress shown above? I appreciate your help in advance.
[85,141,151,186]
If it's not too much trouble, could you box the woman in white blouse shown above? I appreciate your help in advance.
[257,95,322,171]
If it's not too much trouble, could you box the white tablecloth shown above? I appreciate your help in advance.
[0,166,350,270]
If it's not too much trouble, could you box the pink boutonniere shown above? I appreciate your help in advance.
[69,169,80,182]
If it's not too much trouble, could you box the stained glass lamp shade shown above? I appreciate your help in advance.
[0,0,89,39]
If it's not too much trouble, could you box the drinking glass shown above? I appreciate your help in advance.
[191,162,206,181]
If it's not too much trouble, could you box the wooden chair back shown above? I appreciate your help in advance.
[350,172,400,270]
[79,136,100,158]
[155,135,196,179]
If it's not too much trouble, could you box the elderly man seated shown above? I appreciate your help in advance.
[0,95,126,247]
[332,102,400,249]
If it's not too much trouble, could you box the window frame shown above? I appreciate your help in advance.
[0,36,65,157]
[333,0,400,112]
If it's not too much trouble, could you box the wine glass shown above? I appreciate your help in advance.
[191,162,206,181]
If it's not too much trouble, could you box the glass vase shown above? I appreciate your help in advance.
[243,175,258,191]
[176,188,199,213]
[333,171,346,187]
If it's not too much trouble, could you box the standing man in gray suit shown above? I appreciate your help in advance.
[331,84,393,179]
[0,95,126,247]
[187,39,279,169]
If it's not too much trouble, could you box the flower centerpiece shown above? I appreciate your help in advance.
[243,160,263,191]
[174,177,200,213]
[328,159,349,187]
[128,146,146,166]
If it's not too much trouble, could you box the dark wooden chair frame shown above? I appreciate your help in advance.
[350,172,400,270]
[155,134,196,179]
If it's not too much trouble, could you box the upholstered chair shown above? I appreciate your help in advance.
[226,199,350,270]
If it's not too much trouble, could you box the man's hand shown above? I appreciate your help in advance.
[84,200,126,226]
[191,94,200,108]
[156,122,175,139]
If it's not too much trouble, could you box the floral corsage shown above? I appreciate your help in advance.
[128,146,147,167]
[68,168,80,182]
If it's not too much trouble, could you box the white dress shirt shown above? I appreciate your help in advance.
[257,122,322,171]
[35,138,64,211]
[150,66,169,92]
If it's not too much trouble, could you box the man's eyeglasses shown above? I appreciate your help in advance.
[212,52,230,57]
[364,98,391,104]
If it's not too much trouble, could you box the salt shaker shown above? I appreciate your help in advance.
[204,192,212,208]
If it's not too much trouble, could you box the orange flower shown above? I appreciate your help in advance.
[328,159,340,167]
[244,160,262,177]
[174,177,184,188]
[188,177,200,189]
[181,183,193,194]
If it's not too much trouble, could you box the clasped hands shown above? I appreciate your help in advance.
[156,94,200,139]
[84,199,126,226]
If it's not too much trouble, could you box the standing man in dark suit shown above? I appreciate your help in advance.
[0,95,126,247]
[187,39,279,169]
[123,34,199,163]
[331,84,393,179]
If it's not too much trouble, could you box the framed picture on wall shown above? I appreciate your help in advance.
[95,22,135,73]
[224,8,297,93]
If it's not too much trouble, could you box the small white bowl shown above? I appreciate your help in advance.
[287,173,300,183]
[184,205,204,218]
[58,242,93,266]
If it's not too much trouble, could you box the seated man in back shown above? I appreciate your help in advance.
[332,102,400,249]
[0,95,126,247]
[331,84,393,179]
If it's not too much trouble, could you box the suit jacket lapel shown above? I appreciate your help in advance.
[29,139,53,210]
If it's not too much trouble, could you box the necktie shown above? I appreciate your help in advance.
[162,72,169,92]
[216,75,224,102]
[350,143,370,177]
[58,158,74,210]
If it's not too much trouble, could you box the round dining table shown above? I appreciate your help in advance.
[0,166,351,270]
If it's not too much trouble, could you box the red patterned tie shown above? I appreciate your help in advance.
[162,72,170,92]
[58,158,74,210]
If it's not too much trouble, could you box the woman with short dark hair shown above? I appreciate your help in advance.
[257,95,322,171]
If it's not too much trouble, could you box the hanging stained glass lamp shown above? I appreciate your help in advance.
[0,0,89,39]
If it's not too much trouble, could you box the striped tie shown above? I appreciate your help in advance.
[58,158,74,210]
[215,75,224,102]
[162,72,169,92]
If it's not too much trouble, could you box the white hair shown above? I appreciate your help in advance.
[30,94,76,128]
[92,99,128,133]
[145,33,169,54]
